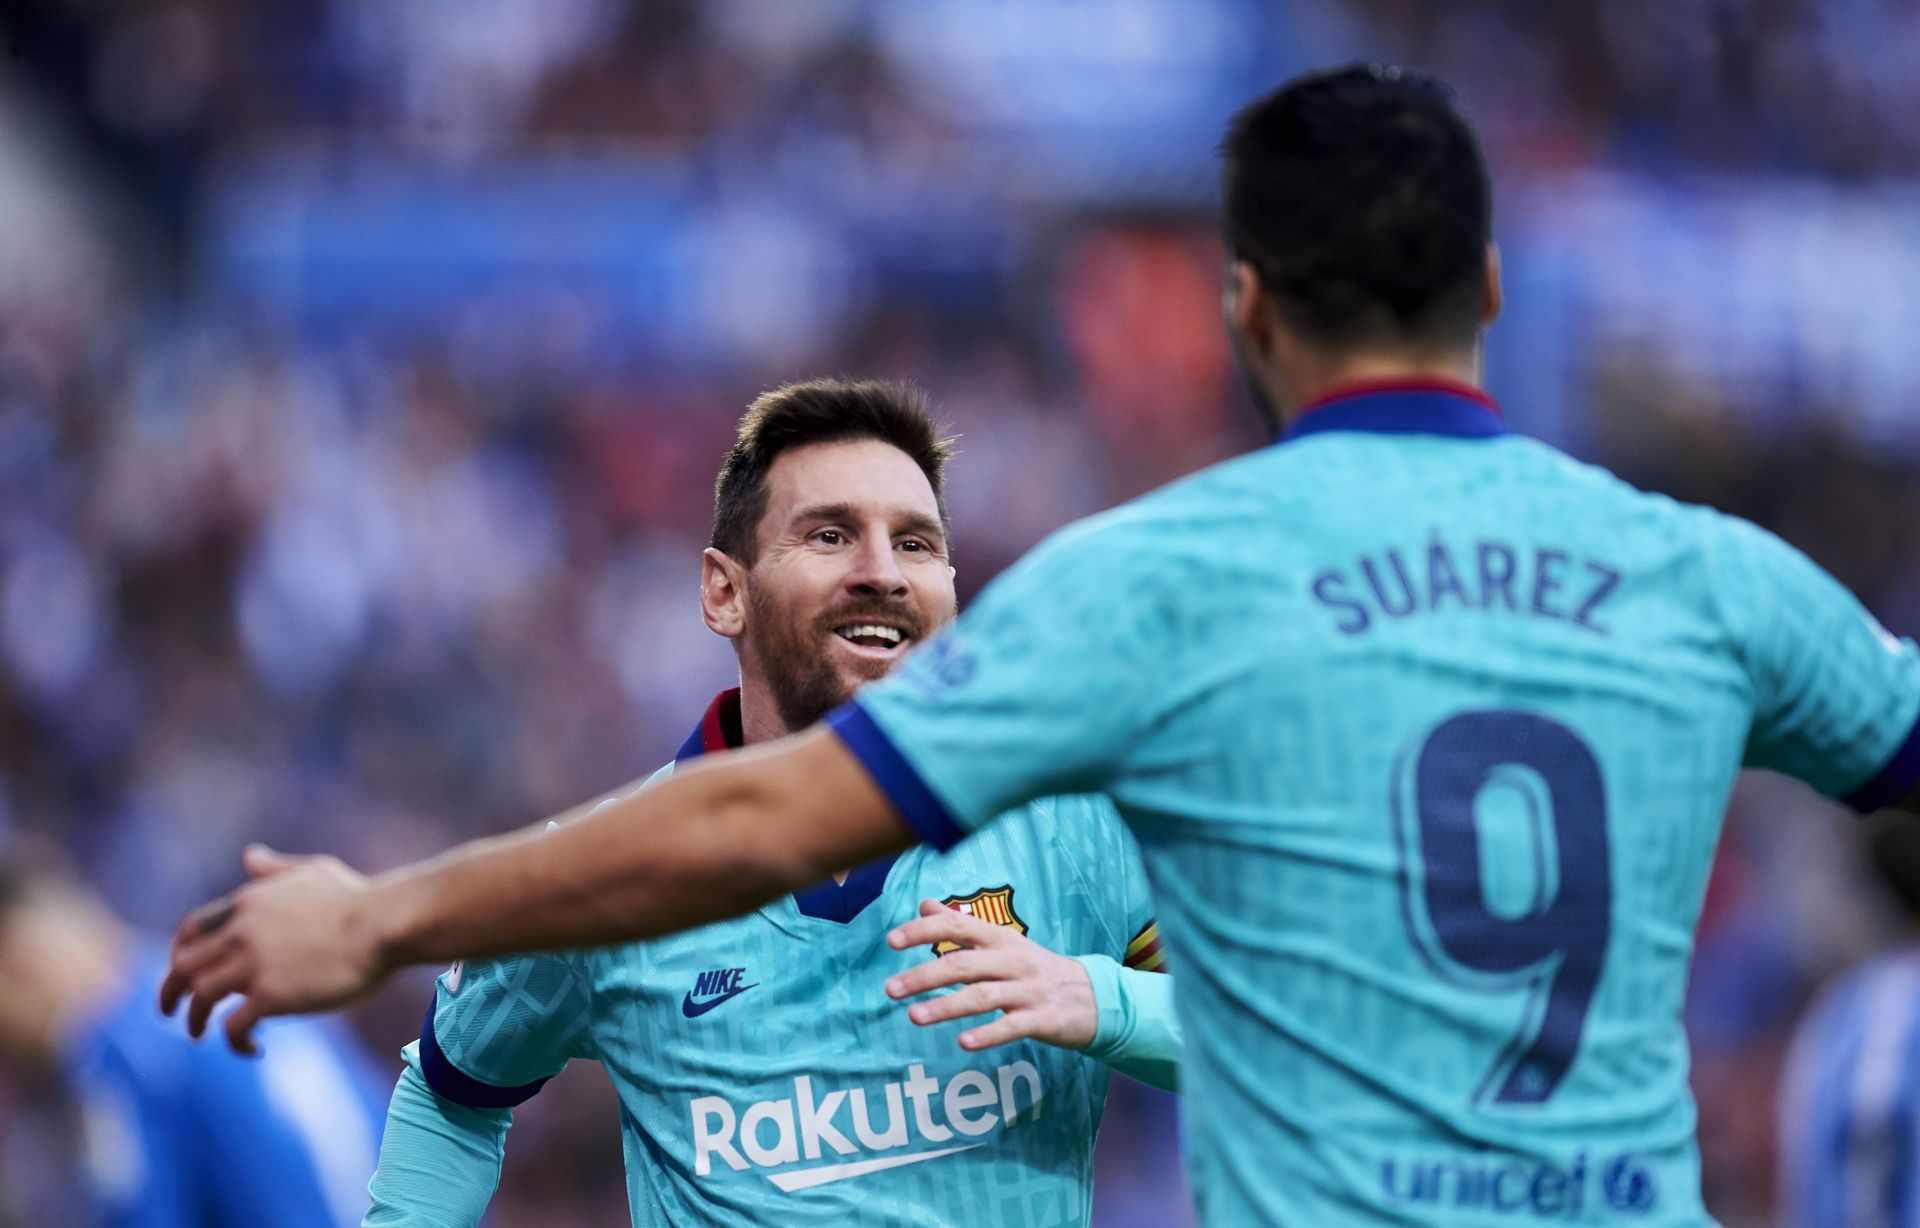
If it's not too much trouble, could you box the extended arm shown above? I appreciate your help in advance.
[363,1059,509,1228]
[164,726,915,1050]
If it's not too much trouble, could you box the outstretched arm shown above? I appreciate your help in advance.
[163,725,916,1052]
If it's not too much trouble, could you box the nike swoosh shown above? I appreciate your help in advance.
[766,1144,986,1191]
[681,983,759,1018]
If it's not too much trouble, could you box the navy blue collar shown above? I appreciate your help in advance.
[1279,379,1508,444]
[676,690,899,924]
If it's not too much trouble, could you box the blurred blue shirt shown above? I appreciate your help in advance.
[61,946,388,1228]
[1781,950,1920,1228]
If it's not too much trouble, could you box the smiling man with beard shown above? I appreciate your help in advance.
[360,379,1179,1227]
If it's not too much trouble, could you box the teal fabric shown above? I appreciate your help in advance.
[852,405,1920,1227]
[372,782,1167,1226]
[363,1062,506,1227]
[1076,956,1181,1093]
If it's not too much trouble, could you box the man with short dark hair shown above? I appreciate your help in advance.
[168,67,1920,1226]
[361,379,1178,1227]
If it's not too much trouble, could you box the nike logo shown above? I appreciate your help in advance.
[682,983,758,1017]
[682,966,758,1018]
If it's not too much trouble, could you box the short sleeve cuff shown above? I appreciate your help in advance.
[1844,710,1920,815]
[418,1001,551,1109]
[826,700,967,851]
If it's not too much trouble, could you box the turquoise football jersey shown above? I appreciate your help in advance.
[409,690,1161,1227]
[835,383,1920,1228]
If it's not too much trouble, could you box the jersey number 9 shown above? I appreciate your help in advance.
[1396,710,1612,1106]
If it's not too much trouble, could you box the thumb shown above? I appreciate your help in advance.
[243,845,299,880]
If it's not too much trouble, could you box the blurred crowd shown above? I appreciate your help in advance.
[1,2,1919,1225]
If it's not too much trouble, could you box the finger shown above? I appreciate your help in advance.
[188,893,239,938]
[918,899,961,917]
[906,981,1016,1027]
[956,1012,1034,1052]
[161,929,241,1015]
[243,845,300,880]
[224,999,267,1057]
[185,955,253,1040]
[888,909,1012,953]
[885,949,1002,1000]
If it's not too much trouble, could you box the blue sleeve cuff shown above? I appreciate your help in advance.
[418,1001,550,1110]
[825,700,967,851]
[1845,710,1920,814]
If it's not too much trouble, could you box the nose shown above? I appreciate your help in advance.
[845,535,908,599]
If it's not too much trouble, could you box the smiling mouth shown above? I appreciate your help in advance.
[833,623,911,652]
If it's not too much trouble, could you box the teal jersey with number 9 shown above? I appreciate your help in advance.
[833,383,1920,1227]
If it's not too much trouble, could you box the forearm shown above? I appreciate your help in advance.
[1074,956,1182,1093]
[370,728,909,968]
[364,1060,509,1228]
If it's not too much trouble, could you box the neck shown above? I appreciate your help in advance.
[736,680,789,749]
[1271,346,1482,434]
[735,676,850,885]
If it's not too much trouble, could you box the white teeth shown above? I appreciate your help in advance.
[836,624,904,645]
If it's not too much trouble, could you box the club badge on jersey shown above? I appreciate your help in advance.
[935,885,1027,955]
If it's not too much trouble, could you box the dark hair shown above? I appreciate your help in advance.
[1222,64,1493,350]
[711,379,955,564]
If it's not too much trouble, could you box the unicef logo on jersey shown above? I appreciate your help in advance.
[1381,1149,1657,1219]
[1602,1153,1657,1216]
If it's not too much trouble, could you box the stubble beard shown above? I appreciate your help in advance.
[745,585,918,734]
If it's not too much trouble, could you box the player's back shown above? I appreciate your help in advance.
[856,385,1920,1226]
[1140,412,1741,1224]
[1102,391,1920,1225]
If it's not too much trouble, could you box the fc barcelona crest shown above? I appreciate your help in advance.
[935,885,1028,955]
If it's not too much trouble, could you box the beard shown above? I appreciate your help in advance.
[744,585,930,733]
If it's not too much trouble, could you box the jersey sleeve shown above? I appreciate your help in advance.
[1075,956,1183,1093]
[418,950,595,1109]
[1706,513,1920,809]
[829,514,1178,847]
[363,1059,508,1228]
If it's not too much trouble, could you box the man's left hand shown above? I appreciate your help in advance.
[884,899,1097,1052]
[159,846,392,1055]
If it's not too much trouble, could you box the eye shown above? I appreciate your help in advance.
[897,538,928,554]
[814,529,846,546]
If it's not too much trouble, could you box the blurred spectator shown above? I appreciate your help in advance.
[1778,819,1920,1228]
[0,843,388,1227]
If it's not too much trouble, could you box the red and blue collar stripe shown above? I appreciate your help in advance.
[675,688,744,763]
[677,688,900,922]
[1280,378,1508,444]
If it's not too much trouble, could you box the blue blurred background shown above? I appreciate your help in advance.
[1,1,1918,1224]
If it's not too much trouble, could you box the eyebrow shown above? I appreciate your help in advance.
[791,502,946,543]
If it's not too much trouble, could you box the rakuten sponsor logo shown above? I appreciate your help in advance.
[691,1061,1044,1190]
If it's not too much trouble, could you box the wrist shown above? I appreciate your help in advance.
[1071,954,1126,1055]
[361,867,434,972]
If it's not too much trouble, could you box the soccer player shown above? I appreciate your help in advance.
[363,380,1178,1226]
[0,846,387,1228]
[1778,819,1920,1228]
[166,65,1920,1226]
